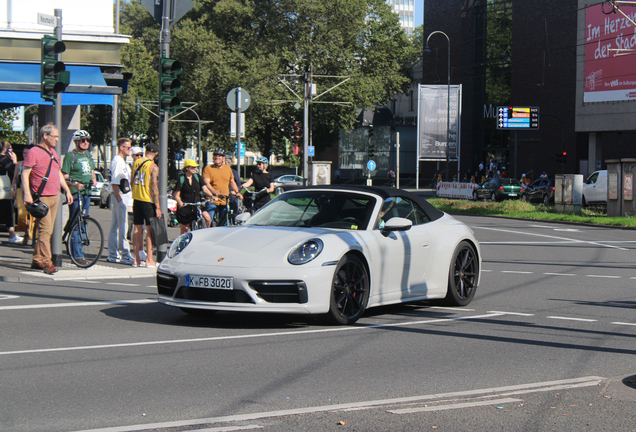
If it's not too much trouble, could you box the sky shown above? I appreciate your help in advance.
[415,0,423,28]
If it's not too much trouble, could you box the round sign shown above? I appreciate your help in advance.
[226,87,251,112]
[367,160,376,171]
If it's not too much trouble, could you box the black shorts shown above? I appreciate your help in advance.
[133,200,155,225]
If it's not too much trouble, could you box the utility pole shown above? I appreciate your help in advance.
[51,8,63,267]
[157,0,171,262]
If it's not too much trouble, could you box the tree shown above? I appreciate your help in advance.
[118,0,417,164]
[0,109,28,144]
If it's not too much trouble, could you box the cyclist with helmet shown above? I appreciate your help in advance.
[62,130,97,265]
[174,158,212,233]
[202,148,242,227]
[240,156,274,211]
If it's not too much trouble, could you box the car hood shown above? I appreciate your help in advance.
[168,226,355,268]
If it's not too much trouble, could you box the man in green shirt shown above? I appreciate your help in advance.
[62,130,96,264]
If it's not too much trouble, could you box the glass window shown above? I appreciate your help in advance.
[378,197,431,229]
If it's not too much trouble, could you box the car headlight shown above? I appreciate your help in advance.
[168,232,192,258]
[288,238,323,265]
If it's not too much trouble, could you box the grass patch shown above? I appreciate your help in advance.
[427,198,636,228]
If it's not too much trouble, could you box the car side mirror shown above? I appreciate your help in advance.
[381,217,412,237]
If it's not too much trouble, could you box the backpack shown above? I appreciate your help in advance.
[179,172,200,188]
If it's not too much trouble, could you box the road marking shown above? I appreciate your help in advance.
[0,295,19,300]
[543,272,576,276]
[190,426,263,432]
[70,376,604,432]
[547,316,597,322]
[612,322,636,326]
[431,306,475,311]
[106,283,140,287]
[586,275,621,279]
[0,298,155,311]
[388,397,522,414]
[0,256,24,261]
[501,270,533,274]
[0,313,505,357]
[472,226,628,250]
[488,311,534,316]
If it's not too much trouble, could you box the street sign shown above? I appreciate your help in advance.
[140,0,194,26]
[227,88,251,112]
[37,13,57,27]
[230,112,245,138]
[496,106,539,130]
[235,142,245,157]
[308,145,315,157]
[367,160,376,171]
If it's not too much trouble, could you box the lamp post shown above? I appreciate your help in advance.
[424,31,450,181]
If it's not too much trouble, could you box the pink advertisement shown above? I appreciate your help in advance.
[584,4,636,102]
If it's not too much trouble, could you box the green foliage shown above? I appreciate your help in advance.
[428,198,636,228]
[115,0,416,161]
[0,109,28,144]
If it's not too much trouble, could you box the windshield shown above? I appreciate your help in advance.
[245,190,376,230]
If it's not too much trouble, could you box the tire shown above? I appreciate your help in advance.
[324,254,369,325]
[521,194,528,202]
[444,241,478,306]
[190,217,206,231]
[543,194,550,206]
[472,191,479,201]
[66,216,104,268]
[274,186,285,196]
[490,192,497,202]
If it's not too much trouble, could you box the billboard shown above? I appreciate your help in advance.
[417,84,461,160]
[584,4,636,102]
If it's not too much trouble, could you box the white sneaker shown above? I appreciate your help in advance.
[120,257,135,265]
[106,256,121,263]
[9,235,23,244]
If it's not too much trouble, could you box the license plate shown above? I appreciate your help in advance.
[186,275,233,289]
[509,193,517,196]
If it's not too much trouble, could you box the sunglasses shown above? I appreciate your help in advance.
[76,138,90,143]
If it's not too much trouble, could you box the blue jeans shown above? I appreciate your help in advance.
[204,201,227,226]
[69,193,91,259]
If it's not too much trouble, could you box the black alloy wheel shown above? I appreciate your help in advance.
[444,241,478,306]
[325,254,369,325]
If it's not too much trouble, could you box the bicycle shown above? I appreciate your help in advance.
[239,187,268,216]
[180,201,208,231]
[63,183,104,268]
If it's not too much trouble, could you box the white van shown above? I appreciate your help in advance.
[582,170,607,205]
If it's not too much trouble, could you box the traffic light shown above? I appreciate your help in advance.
[368,124,374,138]
[368,143,375,159]
[159,58,183,113]
[40,35,69,102]
[556,151,567,164]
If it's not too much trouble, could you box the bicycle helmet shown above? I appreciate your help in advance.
[213,148,226,156]
[72,130,91,141]
[256,156,268,165]
[224,151,234,160]
[25,201,49,219]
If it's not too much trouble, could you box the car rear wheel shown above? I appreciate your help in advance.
[521,194,528,202]
[444,241,478,307]
[543,194,550,206]
[324,254,369,325]
[274,186,285,196]
[490,192,497,202]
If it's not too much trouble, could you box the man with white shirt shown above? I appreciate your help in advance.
[107,138,135,264]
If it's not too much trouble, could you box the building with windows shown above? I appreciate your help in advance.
[387,0,415,34]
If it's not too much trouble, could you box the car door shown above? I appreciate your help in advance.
[584,171,600,202]
[527,179,541,201]
[373,197,433,300]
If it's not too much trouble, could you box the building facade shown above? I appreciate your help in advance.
[387,0,415,34]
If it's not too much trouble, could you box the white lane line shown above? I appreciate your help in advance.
[611,322,636,326]
[586,275,621,279]
[0,298,155,311]
[388,397,522,414]
[487,311,534,316]
[472,226,628,250]
[70,376,604,432]
[106,283,140,287]
[501,271,533,274]
[0,295,19,300]
[0,313,505,357]
[481,269,493,272]
[431,306,475,311]
[190,426,263,432]
[543,272,576,276]
[547,316,597,322]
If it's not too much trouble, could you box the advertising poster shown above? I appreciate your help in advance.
[584,5,636,102]
[417,84,461,160]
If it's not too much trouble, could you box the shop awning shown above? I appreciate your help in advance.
[0,63,122,108]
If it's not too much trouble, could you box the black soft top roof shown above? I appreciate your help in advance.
[285,185,445,221]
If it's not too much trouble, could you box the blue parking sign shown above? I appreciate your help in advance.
[308,146,315,157]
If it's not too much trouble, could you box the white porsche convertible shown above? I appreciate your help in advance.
[157,185,481,325]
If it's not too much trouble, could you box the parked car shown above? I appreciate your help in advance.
[157,185,481,324]
[273,174,304,195]
[472,177,523,202]
[99,182,112,208]
[90,171,105,205]
[582,170,607,206]
[521,178,555,205]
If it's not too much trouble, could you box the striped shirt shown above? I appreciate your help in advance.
[23,145,61,196]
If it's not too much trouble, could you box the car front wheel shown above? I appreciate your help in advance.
[325,254,369,325]
[490,192,497,202]
[521,194,528,202]
[543,194,550,206]
[444,241,478,307]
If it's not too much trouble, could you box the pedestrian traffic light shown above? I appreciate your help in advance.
[40,35,69,102]
[159,57,183,113]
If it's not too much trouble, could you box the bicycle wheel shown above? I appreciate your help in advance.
[67,216,104,268]
[190,217,206,231]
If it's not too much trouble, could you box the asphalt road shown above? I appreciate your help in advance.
[1,213,635,432]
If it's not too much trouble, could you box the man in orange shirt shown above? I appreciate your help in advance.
[202,148,241,227]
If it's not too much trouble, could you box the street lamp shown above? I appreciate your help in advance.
[424,30,450,182]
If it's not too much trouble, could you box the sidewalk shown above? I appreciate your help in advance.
[0,234,161,282]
